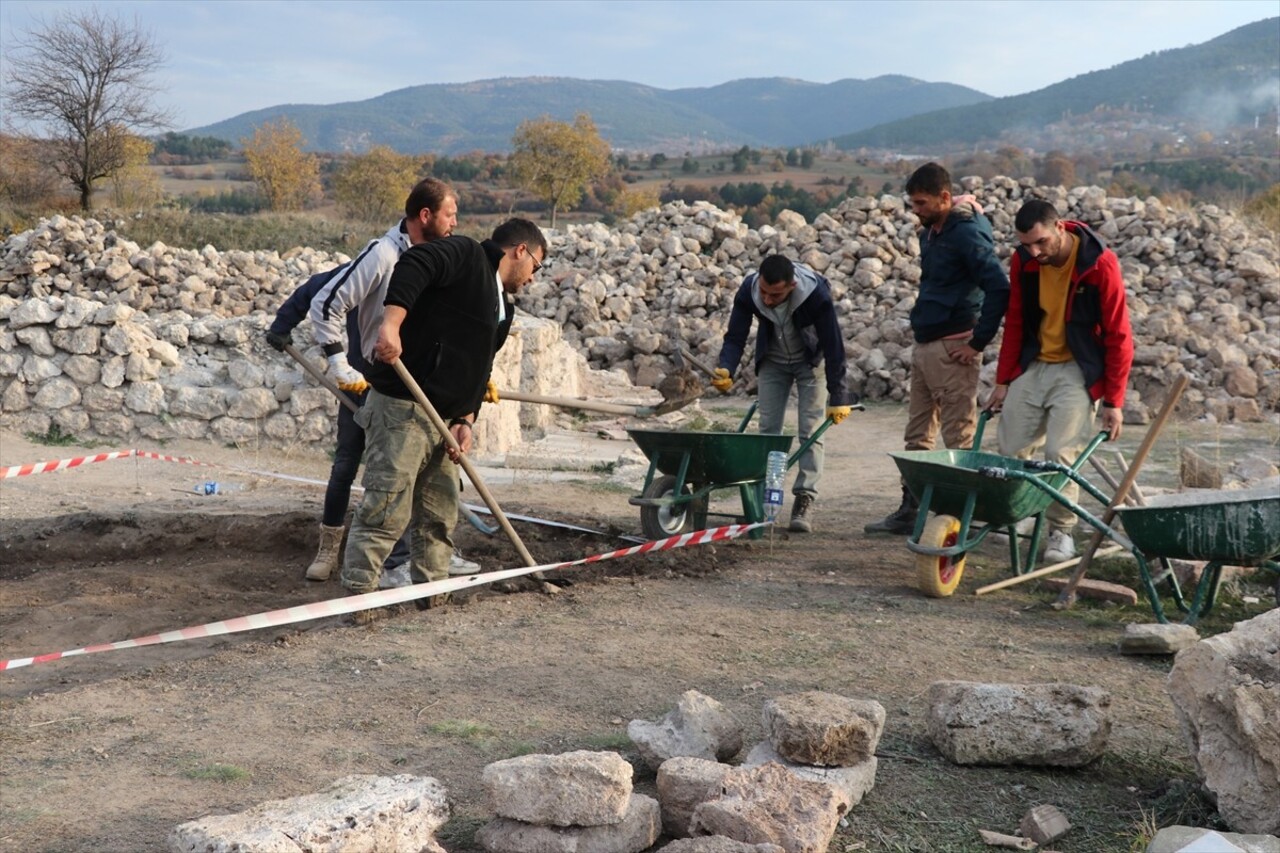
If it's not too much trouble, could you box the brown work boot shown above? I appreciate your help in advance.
[306,523,344,581]
[414,591,452,611]
[789,494,815,533]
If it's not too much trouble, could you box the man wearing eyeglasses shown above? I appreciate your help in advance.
[340,218,548,611]
[711,254,855,533]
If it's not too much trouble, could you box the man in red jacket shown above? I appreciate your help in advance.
[987,199,1134,563]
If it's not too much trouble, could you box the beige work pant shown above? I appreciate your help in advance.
[996,360,1098,533]
[904,338,981,452]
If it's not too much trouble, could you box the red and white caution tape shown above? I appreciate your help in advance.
[0,448,212,479]
[0,522,764,671]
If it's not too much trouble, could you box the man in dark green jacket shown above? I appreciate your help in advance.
[866,162,1009,534]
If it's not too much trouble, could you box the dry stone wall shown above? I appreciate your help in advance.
[1,177,1277,454]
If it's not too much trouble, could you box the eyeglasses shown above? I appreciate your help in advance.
[525,244,543,274]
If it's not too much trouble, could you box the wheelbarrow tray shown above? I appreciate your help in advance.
[627,429,794,485]
[1115,484,1280,563]
[891,449,1073,529]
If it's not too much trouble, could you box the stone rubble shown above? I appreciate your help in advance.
[476,750,660,853]
[168,773,449,853]
[926,681,1112,767]
[628,689,744,771]
[1166,609,1280,836]
[3,178,1276,455]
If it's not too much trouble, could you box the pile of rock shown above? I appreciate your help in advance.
[2,177,1276,454]
[475,750,661,853]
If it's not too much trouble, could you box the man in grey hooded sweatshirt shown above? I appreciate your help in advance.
[712,254,855,532]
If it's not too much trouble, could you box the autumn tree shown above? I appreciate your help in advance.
[1037,150,1077,189]
[332,145,418,222]
[508,113,611,227]
[3,8,173,210]
[0,134,62,207]
[241,119,321,212]
[106,130,163,210]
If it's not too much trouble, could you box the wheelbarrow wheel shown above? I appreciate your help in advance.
[916,514,967,598]
[640,475,695,540]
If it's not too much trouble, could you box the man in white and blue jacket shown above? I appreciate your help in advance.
[713,254,854,533]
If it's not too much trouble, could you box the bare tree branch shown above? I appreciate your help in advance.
[3,7,173,210]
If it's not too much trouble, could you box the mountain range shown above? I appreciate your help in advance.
[188,18,1278,155]
[187,75,990,154]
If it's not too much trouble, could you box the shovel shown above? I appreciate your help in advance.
[497,389,700,417]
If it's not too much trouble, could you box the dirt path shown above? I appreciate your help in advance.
[1,404,1274,851]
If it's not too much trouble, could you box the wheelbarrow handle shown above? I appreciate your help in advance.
[978,466,1010,479]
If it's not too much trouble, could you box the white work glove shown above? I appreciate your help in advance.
[326,352,369,393]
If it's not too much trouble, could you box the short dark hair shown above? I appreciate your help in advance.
[491,217,548,257]
[405,177,454,218]
[905,162,952,197]
[758,254,794,285]
[1014,199,1060,233]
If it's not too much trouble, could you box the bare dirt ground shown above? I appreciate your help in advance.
[1,402,1276,852]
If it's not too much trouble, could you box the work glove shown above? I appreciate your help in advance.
[484,380,500,404]
[826,405,852,425]
[711,368,733,393]
[265,329,291,352]
[326,352,369,393]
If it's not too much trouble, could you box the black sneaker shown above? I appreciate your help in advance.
[789,494,815,533]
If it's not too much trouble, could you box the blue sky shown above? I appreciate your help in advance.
[1,0,1276,132]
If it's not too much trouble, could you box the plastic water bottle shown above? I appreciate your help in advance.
[763,451,787,523]
[193,481,242,495]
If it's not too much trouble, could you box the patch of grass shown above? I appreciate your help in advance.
[184,762,249,783]
[502,740,541,758]
[437,815,487,847]
[578,732,632,751]
[427,719,495,742]
[24,424,82,447]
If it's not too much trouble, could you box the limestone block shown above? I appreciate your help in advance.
[32,376,80,409]
[81,386,125,412]
[629,690,743,771]
[8,298,58,329]
[50,326,100,355]
[1167,610,1280,835]
[482,750,632,828]
[169,774,448,853]
[659,839,785,853]
[124,381,166,415]
[169,386,229,419]
[926,681,1111,767]
[760,691,885,767]
[476,793,659,853]
[1118,623,1200,655]
[1146,826,1280,853]
[688,763,843,853]
[15,326,55,357]
[656,757,732,839]
[743,741,876,811]
[228,387,278,418]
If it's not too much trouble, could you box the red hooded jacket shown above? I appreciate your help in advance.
[996,220,1133,408]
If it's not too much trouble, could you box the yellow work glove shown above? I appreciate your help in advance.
[326,352,369,394]
[711,367,733,393]
[484,380,500,404]
[826,405,852,425]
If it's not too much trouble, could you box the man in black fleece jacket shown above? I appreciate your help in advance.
[341,219,547,604]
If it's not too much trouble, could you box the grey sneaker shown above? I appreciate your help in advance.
[788,494,815,533]
[448,552,481,576]
[1044,529,1078,563]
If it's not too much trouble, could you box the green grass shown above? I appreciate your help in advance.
[427,719,495,742]
[23,424,84,447]
[184,762,250,783]
[577,732,632,751]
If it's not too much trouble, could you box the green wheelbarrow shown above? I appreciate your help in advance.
[627,402,843,540]
[1114,483,1280,623]
[890,412,1114,597]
